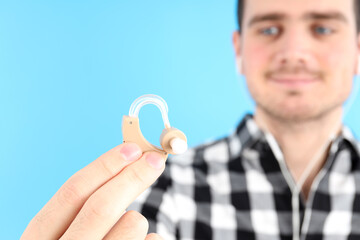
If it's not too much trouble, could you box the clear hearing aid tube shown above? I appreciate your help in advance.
[129,94,171,129]
[122,94,188,156]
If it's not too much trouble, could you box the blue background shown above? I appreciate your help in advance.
[0,1,359,239]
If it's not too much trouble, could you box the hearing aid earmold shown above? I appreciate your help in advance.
[122,94,188,158]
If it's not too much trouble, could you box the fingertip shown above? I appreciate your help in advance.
[120,143,142,162]
[144,152,166,170]
[145,233,164,240]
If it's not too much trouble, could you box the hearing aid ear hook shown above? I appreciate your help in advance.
[122,94,188,158]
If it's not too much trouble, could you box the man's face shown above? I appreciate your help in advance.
[234,0,360,122]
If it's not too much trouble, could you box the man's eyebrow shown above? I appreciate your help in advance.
[303,11,348,23]
[248,13,286,27]
[247,11,349,27]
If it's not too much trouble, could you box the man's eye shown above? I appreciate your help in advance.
[314,26,333,35]
[260,26,280,36]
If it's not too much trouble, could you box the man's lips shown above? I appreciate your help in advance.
[268,75,320,88]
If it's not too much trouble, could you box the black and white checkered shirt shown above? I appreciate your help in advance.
[128,114,360,240]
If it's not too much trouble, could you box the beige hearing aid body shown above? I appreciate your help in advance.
[122,95,187,158]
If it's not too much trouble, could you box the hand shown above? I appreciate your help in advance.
[21,143,166,240]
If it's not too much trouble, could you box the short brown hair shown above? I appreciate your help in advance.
[236,0,360,33]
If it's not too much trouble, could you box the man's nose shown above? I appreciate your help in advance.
[272,28,317,70]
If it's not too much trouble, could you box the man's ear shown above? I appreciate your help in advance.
[232,31,242,74]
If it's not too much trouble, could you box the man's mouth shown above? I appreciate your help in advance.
[268,74,320,88]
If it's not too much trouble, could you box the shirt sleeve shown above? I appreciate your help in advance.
[127,157,179,240]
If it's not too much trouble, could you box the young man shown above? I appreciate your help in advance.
[129,0,360,239]
[21,0,360,239]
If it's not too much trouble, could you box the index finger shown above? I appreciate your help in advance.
[21,143,144,240]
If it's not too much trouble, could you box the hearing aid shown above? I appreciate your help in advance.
[122,94,188,158]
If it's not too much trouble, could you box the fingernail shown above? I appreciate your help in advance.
[145,152,165,169]
[120,143,142,162]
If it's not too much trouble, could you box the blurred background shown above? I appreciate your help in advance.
[0,0,359,238]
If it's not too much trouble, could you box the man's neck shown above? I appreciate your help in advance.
[253,107,343,199]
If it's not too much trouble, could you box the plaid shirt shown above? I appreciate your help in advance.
[128,114,360,240]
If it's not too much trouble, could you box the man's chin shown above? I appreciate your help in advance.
[259,105,331,123]
[275,112,320,122]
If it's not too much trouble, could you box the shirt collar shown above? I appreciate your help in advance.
[234,113,360,160]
